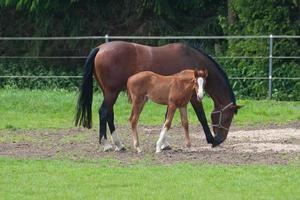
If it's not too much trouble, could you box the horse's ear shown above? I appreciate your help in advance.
[230,104,243,114]
[236,105,243,110]
[230,104,243,110]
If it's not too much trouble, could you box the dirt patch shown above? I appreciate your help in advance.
[0,125,299,165]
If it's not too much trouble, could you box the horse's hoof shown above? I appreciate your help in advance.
[212,134,225,148]
[161,145,172,150]
[114,141,126,152]
[206,137,214,144]
[102,139,113,152]
[103,144,113,151]
[136,147,142,153]
[161,141,172,150]
[185,142,191,148]
[155,149,162,153]
[211,142,220,148]
[112,131,125,151]
[115,145,126,152]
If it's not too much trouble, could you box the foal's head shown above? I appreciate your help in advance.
[193,68,208,101]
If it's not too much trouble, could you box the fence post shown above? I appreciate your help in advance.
[268,34,273,99]
[105,34,109,43]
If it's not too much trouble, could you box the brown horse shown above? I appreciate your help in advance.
[75,41,241,151]
[127,69,208,153]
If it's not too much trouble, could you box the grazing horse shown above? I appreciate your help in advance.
[75,41,241,151]
[127,69,208,153]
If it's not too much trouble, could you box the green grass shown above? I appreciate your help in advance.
[1,90,299,200]
[0,89,299,129]
[0,158,299,200]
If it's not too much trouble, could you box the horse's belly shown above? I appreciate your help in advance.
[150,98,168,105]
[147,92,169,105]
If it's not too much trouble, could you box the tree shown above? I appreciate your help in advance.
[218,0,300,100]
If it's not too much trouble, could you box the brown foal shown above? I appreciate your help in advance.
[127,69,208,153]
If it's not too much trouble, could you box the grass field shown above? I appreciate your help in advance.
[1,89,299,200]
[1,158,300,200]
[0,89,299,130]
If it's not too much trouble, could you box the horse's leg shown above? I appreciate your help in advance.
[130,98,146,153]
[179,106,191,148]
[105,92,126,151]
[190,94,214,144]
[98,100,113,151]
[99,92,121,151]
[156,104,176,153]
[164,106,168,120]
[161,106,172,150]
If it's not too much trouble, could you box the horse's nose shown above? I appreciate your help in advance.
[212,133,225,147]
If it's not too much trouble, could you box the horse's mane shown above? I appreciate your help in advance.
[185,42,236,105]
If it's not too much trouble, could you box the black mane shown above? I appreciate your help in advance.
[186,42,236,105]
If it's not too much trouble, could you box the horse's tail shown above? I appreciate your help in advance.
[75,47,99,128]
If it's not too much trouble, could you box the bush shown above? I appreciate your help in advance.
[0,59,82,90]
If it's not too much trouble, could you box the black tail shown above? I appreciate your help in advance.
[75,47,99,128]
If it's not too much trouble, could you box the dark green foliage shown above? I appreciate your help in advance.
[218,0,300,100]
[0,59,82,90]
[0,0,299,100]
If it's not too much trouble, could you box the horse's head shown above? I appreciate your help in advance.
[193,68,208,101]
[211,103,242,147]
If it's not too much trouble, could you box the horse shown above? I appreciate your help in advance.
[75,41,241,151]
[127,69,208,153]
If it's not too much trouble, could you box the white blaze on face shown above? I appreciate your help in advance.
[197,77,205,100]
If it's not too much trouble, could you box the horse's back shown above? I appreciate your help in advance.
[127,71,156,87]
[93,41,199,92]
[98,40,185,49]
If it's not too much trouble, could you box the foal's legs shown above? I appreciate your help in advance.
[179,107,191,148]
[129,98,146,153]
[156,104,176,153]
[160,106,171,150]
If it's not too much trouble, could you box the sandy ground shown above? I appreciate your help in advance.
[0,124,299,165]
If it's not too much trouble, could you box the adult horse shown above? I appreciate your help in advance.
[75,41,241,151]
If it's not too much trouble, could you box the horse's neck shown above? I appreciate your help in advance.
[206,69,233,109]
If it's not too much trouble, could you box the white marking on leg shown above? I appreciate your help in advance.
[197,77,204,100]
[102,139,113,152]
[161,138,171,150]
[156,126,168,153]
[111,131,125,151]
[136,147,142,153]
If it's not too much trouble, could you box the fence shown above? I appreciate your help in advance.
[0,35,299,99]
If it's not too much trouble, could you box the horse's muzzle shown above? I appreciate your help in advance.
[212,133,225,147]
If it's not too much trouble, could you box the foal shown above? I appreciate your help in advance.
[127,69,208,153]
